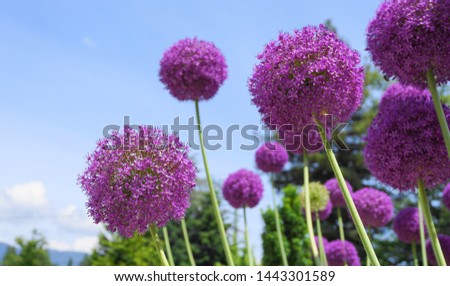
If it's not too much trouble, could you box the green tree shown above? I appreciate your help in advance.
[85,232,161,266]
[166,179,231,266]
[2,230,52,266]
[261,184,312,265]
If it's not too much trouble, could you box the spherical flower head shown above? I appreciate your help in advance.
[222,169,264,209]
[78,126,196,238]
[352,188,394,228]
[426,234,450,265]
[364,83,450,191]
[249,25,364,135]
[300,182,330,212]
[255,142,289,173]
[324,178,353,208]
[393,207,426,243]
[159,38,227,101]
[367,0,450,87]
[443,183,450,210]
[325,240,361,266]
[279,125,325,154]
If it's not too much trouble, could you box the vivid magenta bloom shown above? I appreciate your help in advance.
[255,142,289,173]
[364,83,450,191]
[280,126,324,154]
[222,169,264,209]
[393,207,425,244]
[426,234,450,265]
[325,240,361,266]
[159,38,227,101]
[324,178,353,208]
[78,126,196,238]
[443,183,450,210]
[249,25,364,136]
[352,188,394,228]
[367,0,450,87]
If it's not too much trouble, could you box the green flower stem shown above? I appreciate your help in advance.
[194,100,234,266]
[270,174,289,266]
[243,206,253,266]
[162,227,174,266]
[427,69,450,159]
[412,242,418,266]
[417,179,447,266]
[337,207,346,243]
[418,202,428,266]
[181,218,196,266]
[303,151,320,265]
[316,119,380,266]
[315,211,328,266]
[150,225,170,266]
[366,228,372,266]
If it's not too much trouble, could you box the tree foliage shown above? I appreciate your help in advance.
[2,230,52,266]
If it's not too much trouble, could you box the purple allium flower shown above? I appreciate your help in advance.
[255,142,289,173]
[279,126,324,154]
[426,234,450,265]
[222,169,264,209]
[249,25,364,137]
[159,38,227,101]
[324,178,353,208]
[78,126,196,238]
[367,0,450,87]
[325,240,361,266]
[393,207,426,244]
[364,83,450,191]
[443,183,450,210]
[352,188,394,228]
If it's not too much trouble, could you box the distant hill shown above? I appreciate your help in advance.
[0,242,87,266]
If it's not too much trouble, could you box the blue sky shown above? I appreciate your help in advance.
[0,0,382,258]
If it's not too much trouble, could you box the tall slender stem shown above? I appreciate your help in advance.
[181,218,196,266]
[337,207,346,242]
[427,69,450,159]
[418,202,428,266]
[303,151,320,265]
[194,100,234,266]
[150,225,170,266]
[243,206,253,266]
[366,228,372,266]
[162,227,174,266]
[316,119,380,266]
[412,242,418,266]
[417,179,447,266]
[270,174,288,266]
[315,211,328,266]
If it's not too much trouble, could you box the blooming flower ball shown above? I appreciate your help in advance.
[426,234,450,265]
[443,183,450,210]
[367,0,450,87]
[159,38,227,101]
[324,178,353,208]
[325,240,361,266]
[364,83,450,191]
[222,169,264,209]
[393,207,425,244]
[280,126,324,154]
[352,188,394,228]
[255,142,289,173]
[78,126,196,238]
[300,182,330,213]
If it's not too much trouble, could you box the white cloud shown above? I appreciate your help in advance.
[48,235,98,253]
[82,37,97,48]
[2,181,48,208]
[56,204,102,233]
